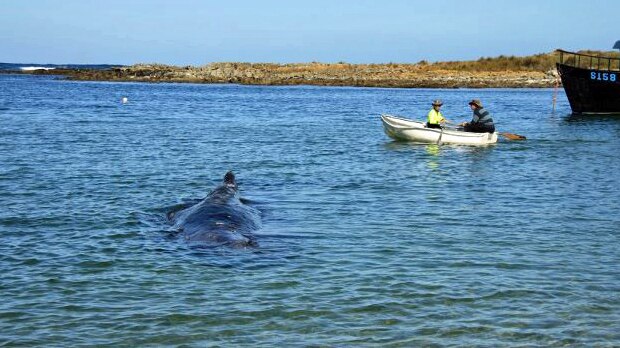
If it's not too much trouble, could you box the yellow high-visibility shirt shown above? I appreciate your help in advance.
[427,109,445,124]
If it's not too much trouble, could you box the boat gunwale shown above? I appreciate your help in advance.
[556,49,620,61]
[556,49,620,72]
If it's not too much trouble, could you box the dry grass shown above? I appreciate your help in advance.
[130,50,619,73]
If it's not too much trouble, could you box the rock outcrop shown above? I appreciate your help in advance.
[16,52,574,88]
[50,62,556,88]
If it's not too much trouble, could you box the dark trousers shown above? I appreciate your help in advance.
[426,122,442,129]
[464,123,495,133]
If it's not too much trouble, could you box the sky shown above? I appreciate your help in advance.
[1,0,618,65]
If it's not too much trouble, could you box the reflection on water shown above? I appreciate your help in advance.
[2,76,620,347]
[425,144,441,156]
[425,144,441,170]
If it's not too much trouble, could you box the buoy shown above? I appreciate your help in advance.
[121,97,128,104]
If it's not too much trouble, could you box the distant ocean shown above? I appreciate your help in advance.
[0,62,123,71]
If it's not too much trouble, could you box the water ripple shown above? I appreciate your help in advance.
[0,76,619,346]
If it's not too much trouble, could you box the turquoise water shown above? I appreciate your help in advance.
[1,75,619,347]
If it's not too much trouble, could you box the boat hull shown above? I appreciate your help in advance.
[556,63,620,114]
[381,114,497,145]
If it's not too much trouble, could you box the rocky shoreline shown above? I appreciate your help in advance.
[13,59,560,88]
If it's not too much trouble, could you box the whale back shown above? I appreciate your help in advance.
[167,171,260,247]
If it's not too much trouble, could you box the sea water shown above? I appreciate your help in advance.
[1,74,619,346]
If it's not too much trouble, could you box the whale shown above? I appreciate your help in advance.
[167,171,260,247]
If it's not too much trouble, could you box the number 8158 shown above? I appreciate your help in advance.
[591,71,617,82]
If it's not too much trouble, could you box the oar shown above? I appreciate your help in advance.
[499,132,526,140]
[455,119,526,140]
[437,127,444,145]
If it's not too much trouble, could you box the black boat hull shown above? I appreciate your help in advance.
[556,63,620,114]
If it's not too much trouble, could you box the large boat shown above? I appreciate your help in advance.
[556,43,620,114]
[380,114,498,145]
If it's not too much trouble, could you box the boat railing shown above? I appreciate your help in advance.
[557,49,620,71]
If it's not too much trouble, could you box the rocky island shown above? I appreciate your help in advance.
[17,51,613,88]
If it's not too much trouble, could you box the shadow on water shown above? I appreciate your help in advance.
[564,113,620,123]
[557,113,620,141]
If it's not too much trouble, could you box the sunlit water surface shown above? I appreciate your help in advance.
[1,75,619,346]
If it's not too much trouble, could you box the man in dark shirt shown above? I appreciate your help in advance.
[460,99,495,133]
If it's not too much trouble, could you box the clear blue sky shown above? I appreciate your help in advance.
[1,0,618,65]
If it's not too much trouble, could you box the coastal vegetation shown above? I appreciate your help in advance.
[19,50,620,88]
[432,50,619,71]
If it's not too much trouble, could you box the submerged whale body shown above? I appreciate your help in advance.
[167,171,260,247]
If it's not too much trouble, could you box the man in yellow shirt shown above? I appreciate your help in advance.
[427,99,446,129]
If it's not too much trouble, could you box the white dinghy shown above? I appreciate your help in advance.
[380,114,498,145]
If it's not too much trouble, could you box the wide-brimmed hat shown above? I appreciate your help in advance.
[468,99,483,108]
[432,99,443,106]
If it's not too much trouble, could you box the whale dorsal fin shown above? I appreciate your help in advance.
[224,171,236,187]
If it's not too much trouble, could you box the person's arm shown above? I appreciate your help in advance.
[458,111,476,127]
